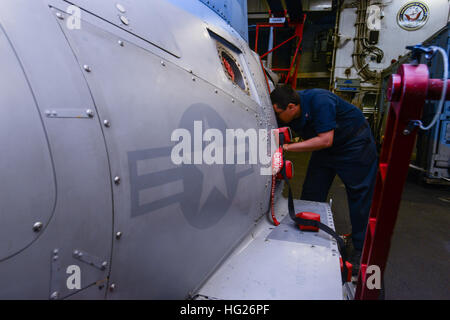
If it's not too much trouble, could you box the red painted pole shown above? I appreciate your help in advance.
[355,64,450,299]
[427,79,450,100]
[255,25,260,53]
[260,34,297,59]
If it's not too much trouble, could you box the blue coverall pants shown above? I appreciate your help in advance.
[300,125,378,251]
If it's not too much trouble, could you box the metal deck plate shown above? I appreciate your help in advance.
[267,201,336,248]
[196,199,343,300]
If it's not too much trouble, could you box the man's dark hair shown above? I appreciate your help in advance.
[270,84,300,110]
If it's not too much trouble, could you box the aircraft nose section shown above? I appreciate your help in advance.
[0,27,56,260]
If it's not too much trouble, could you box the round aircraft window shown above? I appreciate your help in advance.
[217,44,249,94]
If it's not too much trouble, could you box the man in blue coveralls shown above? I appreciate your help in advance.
[270,84,378,275]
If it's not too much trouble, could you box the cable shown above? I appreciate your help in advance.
[270,174,280,226]
[352,0,382,81]
[409,164,450,182]
[418,46,449,131]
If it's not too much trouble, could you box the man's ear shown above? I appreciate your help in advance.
[273,104,283,113]
[287,103,297,112]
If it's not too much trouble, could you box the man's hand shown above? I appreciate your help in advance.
[283,130,334,152]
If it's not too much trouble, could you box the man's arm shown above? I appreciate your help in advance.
[283,130,334,152]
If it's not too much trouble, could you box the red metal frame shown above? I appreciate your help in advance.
[355,63,450,299]
[254,14,306,90]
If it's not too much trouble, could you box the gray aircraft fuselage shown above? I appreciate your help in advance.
[0,0,278,299]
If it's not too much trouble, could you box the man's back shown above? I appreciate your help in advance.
[289,89,368,150]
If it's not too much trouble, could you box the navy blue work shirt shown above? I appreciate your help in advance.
[284,89,367,152]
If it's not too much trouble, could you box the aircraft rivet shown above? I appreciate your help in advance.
[114,176,121,185]
[83,65,91,72]
[56,12,64,20]
[109,283,116,292]
[73,250,79,256]
[192,77,196,81]
[116,232,122,239]
[116,4,126,13]
[214,89,218,94]
[101,261,108,270]
[50,292,59,300]
[53,255,58,261]
[86,109,94,117]
[118,40,124,47]
[53,249,59,255]
[120,15,129,26]
[103,120,111,127]
[232,99,235,103]
[78,252,83,258]
[161,61,165,66]
[32,222,43,232]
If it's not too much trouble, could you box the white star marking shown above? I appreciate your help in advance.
[195,117,229,210]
